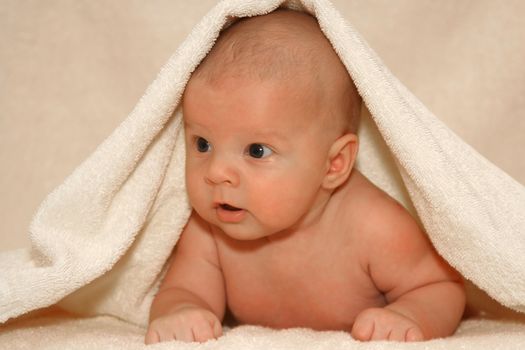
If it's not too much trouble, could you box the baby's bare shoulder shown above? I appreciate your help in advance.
[340,172,417,234]
[338,171,429,261]
[340,172,459,296]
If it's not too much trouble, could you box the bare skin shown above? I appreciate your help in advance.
[146,169,465,344]
[145,10,465,345]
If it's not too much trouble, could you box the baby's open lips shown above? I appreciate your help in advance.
[219,203,242,211]
[215,202,246,223]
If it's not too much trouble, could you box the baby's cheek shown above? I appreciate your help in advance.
[185,177,196,198]
[254,183,310,222]
[185,176,205,209]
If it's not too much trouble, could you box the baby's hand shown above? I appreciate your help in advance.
[145,305,222,344]
[351,307,424,342]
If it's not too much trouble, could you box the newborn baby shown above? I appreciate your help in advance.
[146,9,465,344]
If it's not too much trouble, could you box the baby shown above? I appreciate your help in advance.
[145,10,465,344]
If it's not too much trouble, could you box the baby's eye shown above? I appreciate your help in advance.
[247,143,273,159]
[196,137,211,153]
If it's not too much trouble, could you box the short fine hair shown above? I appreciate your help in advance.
[191,9,362,134]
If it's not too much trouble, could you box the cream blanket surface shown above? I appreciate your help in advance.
[1,0,525,349]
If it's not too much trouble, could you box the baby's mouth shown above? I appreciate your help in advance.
[219,203,242,211]
[215,202,246,223]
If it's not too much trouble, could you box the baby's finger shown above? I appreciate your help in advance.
[144,328,160,345]
[174,326,196,343]
[387,327,408,342]
[405,327,424,342]
[370,322,391,341]
[212,319,223,338]
[157,328,177,343]
[351,318,374,341]
[192,322,215,343]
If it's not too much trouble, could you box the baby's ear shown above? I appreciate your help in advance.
[322,133,358,190]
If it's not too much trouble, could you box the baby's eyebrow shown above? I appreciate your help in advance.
[251,130,287,142]
[184,120,210,132]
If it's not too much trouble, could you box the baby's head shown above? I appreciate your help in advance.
[191,9,361,135]
[183,9,362,239]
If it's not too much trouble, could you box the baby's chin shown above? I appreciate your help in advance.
[214,222,272,241]
[209,214,278,241]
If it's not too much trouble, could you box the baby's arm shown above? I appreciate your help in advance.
[352,202,465,342]
[145,211,225,344]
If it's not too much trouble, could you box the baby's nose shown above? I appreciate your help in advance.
[205,155,240,187]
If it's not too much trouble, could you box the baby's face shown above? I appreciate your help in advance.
[183,76,334,240]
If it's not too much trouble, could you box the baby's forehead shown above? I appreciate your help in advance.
[195,10,340,83]
[184,74,324,131]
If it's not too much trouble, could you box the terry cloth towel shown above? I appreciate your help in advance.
[1,0,525,348]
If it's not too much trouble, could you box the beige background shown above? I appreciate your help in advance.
[1,1,524,253]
